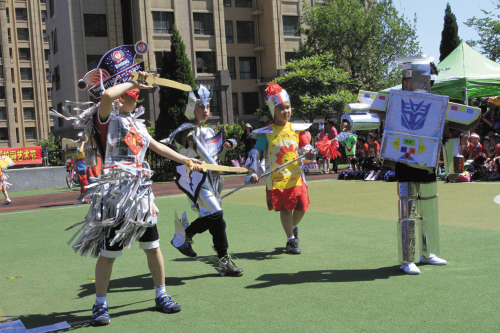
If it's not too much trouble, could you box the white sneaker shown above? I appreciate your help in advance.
[420,253,447,265]
[400,262,420,274]
[365,174,373,181]
[4,198,11,205]
[348,165,352,170]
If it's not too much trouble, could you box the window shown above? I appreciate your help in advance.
[84,14,107,37]
[228,57,236,79]
[47,88,51,100]
[237,21,255,43]
[235,0,252,8]
[41,10,46,22]
[196,52,216,74]
[45,68,50,82]
[20,68,32,80]
[152,11,174,34]
[48,0,54,17]
[44,49,49,61]
[23,107,35,120]
[285,52,296,64]
[155,51,170,74]
[51,29,58,54]
[43,30,48,42]
[22,88,34,100]
[15,8,28,21]
[232,93,239,115]
[283,16,300,37]
[25,127,37,140]
[11,68,14,83]
[54,66,60,90]
[0,128,8,140]
[193,13,214,35]
[0,87,5,99]
[8,28,11,43]
[241,92,259,115]
[19,48,30,60]
[211,91,220,115]
[239,57,257,79]
[86,55,101,71]
[17,28,29,41]
[12,89,16,103]
[0,66,3,79]
[224,0,231,6]
[225,21,233,43]
[6,8,9,23]
[57,103,64,126]
[0,107,6,120]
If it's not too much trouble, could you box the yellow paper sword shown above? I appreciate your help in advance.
[185,161,248,183]
[131,71,192,91]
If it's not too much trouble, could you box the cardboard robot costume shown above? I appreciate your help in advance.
[359,56,480,274]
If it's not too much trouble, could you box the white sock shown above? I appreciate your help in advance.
[155,284,166,298]
[95,294,107,305]
[287,236,295,241]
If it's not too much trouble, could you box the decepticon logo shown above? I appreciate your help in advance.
[401,98,431,131]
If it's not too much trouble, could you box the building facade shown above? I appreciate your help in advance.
[0,0,51,148]
[46,0,316,141]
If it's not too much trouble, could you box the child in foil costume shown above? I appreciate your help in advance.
[54,69,202,325]
[358,56,481,275]
[163,85,243,277]
[246,83,315,254]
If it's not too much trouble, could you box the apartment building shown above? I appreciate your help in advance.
[0,0,51,148]
[47,0,315,140]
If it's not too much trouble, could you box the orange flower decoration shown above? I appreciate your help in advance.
[275,144,298,165]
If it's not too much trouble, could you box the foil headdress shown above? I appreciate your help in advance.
[185,85,212,119]
[397,55,436,93]
[265,83,290,117]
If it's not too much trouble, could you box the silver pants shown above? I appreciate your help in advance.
[398,182,439,264]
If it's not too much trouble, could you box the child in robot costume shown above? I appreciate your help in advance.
[165,86,244,277]
[63,72,203,326]
[367,56,480,275]
[246,83,315,254]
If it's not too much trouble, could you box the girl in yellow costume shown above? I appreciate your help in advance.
[247,83,315,254]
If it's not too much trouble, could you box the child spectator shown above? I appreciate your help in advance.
[459,133,470,160]
[365,133,381,180]
[468,133,483,161]
[483,137,492,159]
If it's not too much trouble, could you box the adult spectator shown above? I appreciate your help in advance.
[240,123,256,160]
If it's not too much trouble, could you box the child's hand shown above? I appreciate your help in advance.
[185,159,203,171]
[249,173,259,184]
[304,149,315,160]
[223,142,232,150]
[132,71,153,89]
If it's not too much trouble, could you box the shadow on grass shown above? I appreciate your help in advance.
[171,247,284,263]
[77,273,219,298]
[246,265,402,289]
[2,299,154,330]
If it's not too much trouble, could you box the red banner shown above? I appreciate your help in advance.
[0,146,43,165]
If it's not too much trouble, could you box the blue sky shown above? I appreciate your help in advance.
[396,0,498,63]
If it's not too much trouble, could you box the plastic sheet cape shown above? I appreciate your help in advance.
[65,162,157,258]
[316,137,342,159]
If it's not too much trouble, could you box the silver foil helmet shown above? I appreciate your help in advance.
[185,85,211,119]
[397,56,436,93]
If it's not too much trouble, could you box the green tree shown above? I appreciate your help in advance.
[271,53,357,123]
[439,3,461,62]
[465,1,500,62]
[37,133,63,166]
[155,24,196,140]
[298,0,420,91]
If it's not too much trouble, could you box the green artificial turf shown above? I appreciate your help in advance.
[1,179,499,332]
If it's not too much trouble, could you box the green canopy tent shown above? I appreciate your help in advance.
[380,42,500,104]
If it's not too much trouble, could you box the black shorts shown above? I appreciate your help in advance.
[100,222,160,258]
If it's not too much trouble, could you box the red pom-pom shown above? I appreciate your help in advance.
[299,131,311,147]
[265,83,283,99]
[316,137,342,160]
